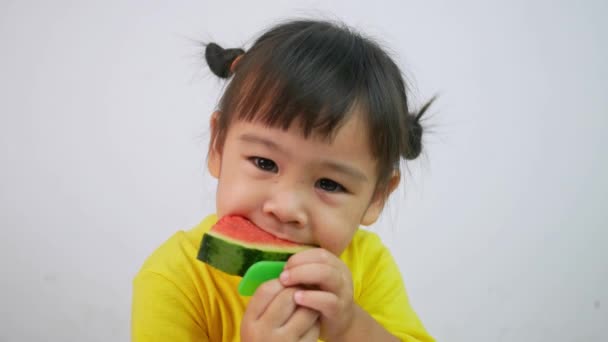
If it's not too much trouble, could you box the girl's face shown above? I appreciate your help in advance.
[208,113,395,256]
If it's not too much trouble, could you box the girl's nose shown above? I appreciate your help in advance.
[262,188,307,228]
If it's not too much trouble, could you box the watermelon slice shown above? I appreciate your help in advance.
[197,216,311,277]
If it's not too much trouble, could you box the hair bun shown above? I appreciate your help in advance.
[404,96,436,160]
[405,115,423,160]
[205,43,245,78]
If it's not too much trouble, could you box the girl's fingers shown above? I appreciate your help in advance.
[298,318,320,342]
[243,279,284,321]
[281,306,319,338]
[293,289,343,319]
[280,263,344,293]
[260,287,299,327]
[285,248,339,269]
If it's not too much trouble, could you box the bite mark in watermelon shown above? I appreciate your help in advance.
[197,216,311,277]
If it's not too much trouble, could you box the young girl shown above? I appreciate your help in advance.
[132,19,434,342]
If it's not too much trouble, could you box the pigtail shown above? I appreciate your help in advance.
[205,42,245,78]
[403,96,436,160]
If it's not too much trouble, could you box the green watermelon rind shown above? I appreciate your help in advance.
[197,233,295,277]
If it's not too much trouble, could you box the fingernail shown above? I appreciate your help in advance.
[294,291,303,303]
[280,271,289,283]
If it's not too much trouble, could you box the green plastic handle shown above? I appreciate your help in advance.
[238,261,286,296]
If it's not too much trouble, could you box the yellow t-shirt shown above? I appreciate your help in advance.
[132,215,433,341]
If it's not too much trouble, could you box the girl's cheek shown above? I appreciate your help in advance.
[218,182,259,216]
[317,228,347,256]
[315,205,362,254]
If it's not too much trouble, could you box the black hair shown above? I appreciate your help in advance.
[204,19,434,192]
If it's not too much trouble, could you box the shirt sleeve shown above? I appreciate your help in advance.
[132,270,209,342]
[356,233,434,342]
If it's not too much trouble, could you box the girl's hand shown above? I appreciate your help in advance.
[280,248,356,342]
[241,279,320,342]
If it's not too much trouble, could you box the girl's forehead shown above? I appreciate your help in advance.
[234,99,370,138]
[230,114,374,160]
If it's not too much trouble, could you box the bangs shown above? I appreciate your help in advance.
[219,21,368,140]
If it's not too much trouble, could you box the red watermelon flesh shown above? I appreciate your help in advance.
[210,216,308,252]
[197,215,312,276]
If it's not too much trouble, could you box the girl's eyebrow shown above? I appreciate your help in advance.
[239,133,288,155]
[238,133,368,182]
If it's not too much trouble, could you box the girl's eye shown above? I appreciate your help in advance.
[249,157,278,173]
[316,178,346,193]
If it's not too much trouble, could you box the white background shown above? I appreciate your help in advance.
[1,1,606,341]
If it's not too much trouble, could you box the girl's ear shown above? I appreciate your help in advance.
[208,111,221,179]
[361,171,401,226]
